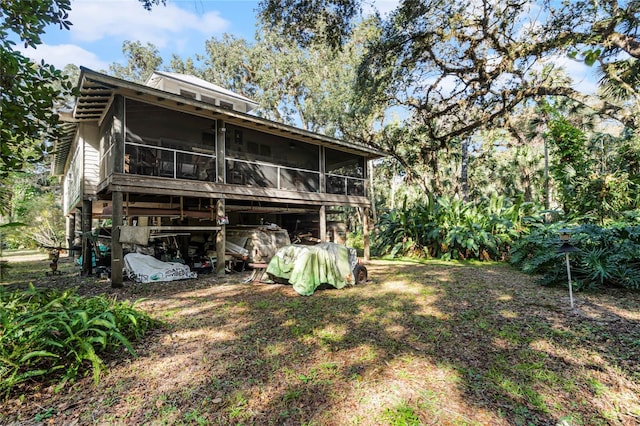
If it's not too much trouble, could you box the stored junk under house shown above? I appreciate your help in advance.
[51,68,384,287]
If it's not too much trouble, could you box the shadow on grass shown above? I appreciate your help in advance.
[2,259,639,425]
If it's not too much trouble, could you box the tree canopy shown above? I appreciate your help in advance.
[0,0,73,179]
[109,41,163,83]
[260,0,640,133]
[257,0,640,202]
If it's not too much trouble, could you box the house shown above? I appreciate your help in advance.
[52,67,383,287]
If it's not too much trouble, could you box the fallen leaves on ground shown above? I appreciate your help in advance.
[1,257,639,425]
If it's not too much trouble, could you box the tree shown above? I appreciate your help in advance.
[258,0,640,215]
[0,0,166,187]
[0,162,63,249]
[546,114,639,222]
[259,0,362,49]
[260,0,640,141]
[547,116,591,214]
[109,41,163,83]
[169,19,384,137]
[0,0,74,182]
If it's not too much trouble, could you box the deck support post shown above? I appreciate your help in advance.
[319,205,327,242]
[110,95,125,288]
[111,191,124,288]
[66,214,74,258]
[216,198,226,277]
[81,199,93,276]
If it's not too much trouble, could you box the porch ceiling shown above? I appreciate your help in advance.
[52,121,77,176]
[73,76,115,121]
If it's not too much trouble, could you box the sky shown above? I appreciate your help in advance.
[20,0,597,93]
[21,0,398,73]
[23,0,266,71]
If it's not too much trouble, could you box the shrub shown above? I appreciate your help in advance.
[510,222,640,290]
[0,284,156,397]
[373,195,540,261]
[345,231,364,251]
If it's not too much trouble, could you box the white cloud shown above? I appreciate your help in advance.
[67,0,230,49]
[20,44,109,70]
[19,0,234,71]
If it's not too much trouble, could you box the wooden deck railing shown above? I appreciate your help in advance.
[120,142,366,197]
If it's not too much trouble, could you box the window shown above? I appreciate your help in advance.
[180,89,196,99]
[219,101,234,110]
[201,95,216,105]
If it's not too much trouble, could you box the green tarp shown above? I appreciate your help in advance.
[266,242,357,296]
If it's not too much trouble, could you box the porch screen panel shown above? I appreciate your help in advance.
[325,148,366,196]
[99,111,115,181]
[225,124,319,171]
[123,98,216,181]
[224,124,320,191]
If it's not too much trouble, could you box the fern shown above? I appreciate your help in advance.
[0,286,157,397]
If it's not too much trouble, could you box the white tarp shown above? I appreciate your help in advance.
[124,253,197,283]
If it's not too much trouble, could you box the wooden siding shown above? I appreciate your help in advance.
[82,123,100,197]
[63,141,82,215]
[153,78,246,112]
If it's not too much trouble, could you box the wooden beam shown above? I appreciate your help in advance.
[216,119,225,184]
[65,214,74,258]
[216,199,226,277]
[111,191,124,288]
[148,226,221,232]
[319,205,327,242]
[104,174,372,207]
[319,146,326,193]
[81,199,93,277]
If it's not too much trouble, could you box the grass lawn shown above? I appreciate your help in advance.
[1,254,639,425]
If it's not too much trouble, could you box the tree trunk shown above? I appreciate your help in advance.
[544,138,550,210]
[429,150,443,196]
[461,137,469,202]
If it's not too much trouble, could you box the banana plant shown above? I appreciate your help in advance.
[374,195,539,261]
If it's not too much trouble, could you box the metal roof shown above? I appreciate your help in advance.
[146,71,259,109]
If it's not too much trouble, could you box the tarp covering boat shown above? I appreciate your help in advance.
[124,253,197,283]
[265,242,358,296]
[227,225,291,263]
